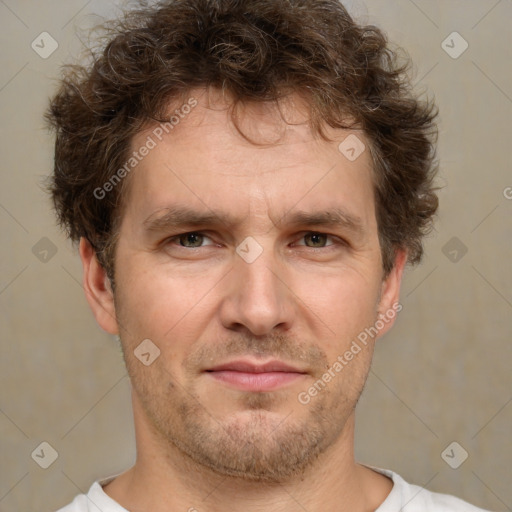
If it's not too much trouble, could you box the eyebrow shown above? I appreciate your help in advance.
[143,205,366,239]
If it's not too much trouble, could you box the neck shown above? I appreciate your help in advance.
[103,393,393,512]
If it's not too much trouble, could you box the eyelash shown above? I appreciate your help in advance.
[164,231,347,249]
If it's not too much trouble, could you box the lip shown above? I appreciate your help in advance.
[205,359,307,392]
[207,359,305,374]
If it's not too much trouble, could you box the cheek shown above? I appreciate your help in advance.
[292,268,380,338]
[114,261,221,352]
[119,254,191,302]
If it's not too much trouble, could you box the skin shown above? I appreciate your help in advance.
[80,88,407,512]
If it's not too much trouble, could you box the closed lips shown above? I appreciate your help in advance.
[205,360,306,374]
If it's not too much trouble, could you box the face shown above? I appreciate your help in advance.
[84,89,405,482]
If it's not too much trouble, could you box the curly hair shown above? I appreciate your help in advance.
[46,0,439,283]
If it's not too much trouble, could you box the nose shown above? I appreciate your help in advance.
[219,246,295,336]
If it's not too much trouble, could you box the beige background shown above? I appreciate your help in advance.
[1,0,511,510]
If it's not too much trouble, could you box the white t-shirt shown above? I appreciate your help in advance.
[56,466,491,511]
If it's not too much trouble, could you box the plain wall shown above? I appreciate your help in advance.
[0,0,510,510]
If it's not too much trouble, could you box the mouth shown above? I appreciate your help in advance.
[204,359,308,392]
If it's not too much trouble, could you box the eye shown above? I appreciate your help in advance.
[164,231,344,251]
[169,232,215,248]
[296,232,336,248]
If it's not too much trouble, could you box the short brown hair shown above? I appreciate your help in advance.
[46,0,439,282]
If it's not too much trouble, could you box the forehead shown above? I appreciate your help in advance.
[122,89,376,230]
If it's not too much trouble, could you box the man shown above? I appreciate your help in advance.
[47,0,489,510]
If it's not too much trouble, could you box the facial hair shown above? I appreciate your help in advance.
[122,329,374,483]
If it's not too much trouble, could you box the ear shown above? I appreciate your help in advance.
[375,248,407,339]
[79,237,119,335]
